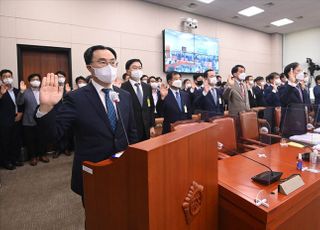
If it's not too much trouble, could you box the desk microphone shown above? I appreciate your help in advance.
[217,142,283,185]
[110,91,129,146]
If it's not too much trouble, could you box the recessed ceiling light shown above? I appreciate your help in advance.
[271,18,294,27]
[238,6,264,17]
[197,0,215,4]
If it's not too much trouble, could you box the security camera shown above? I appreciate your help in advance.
[182,17,199,31]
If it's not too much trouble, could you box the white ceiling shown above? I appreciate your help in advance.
[142,0,320,34]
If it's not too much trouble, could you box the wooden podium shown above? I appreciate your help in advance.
[82,123,218,230]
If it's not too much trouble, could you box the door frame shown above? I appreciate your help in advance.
[17,44,72,85]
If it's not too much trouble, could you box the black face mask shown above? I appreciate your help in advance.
[196,80,203,86]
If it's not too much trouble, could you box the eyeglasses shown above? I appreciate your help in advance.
[94,59,119,67]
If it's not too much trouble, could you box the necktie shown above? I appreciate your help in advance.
[102,89,117,132]
[239,82,245,98]
[212,88,218,105]
[135,83,143,106]
[175,91,182,111]
[297,86,304,102]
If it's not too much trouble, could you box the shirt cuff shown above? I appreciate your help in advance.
[202,90,208,96]
[36,109,48,118]
[272,89,277,93]
[190,88,194,93]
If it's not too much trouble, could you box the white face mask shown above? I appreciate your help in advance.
[150,82,158,89]
[78,83,87,88]
[249,80,254,86]
[93,65,117,84]
[30,80,41,88]
[185,83,192,89]
[209,77,217,85]
[274,78,281,86]
[239,73,246,81]
[3,78,13,85]
[131,70,143,81]
[58,77,66,84]
[296,72,304,81]
[172,79,182,89]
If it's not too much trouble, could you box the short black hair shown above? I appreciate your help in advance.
[140,75,148,81]
[315,75,320,83]
[283,62,299,78]
[125,59,143,70]
[183,79,191,85]
[0,69,13,78]
[166,71,181,82]
[28,73,41,82]
[55,71,66,77]
[148,76,156,83]
[193,73,203,81]
[245,75,253,81]
[75,76,86,84]
[122,73,129,80]
[267,72,279,81]
[156,77,162,82]
[203,69,214,79]
[280,73,286,79]
[84,45,117,65]
[231,65,245,75]
[216,75,222,79]
[254,76,264,82]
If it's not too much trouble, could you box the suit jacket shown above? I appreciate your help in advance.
[156,89,192,134]
[247,88,257,108]
[37,83,138,195]
[264,85,281,107]
[222,81,250,116]
[0,88,22,127]
[252,86,266,106]
[121,81,155,141]
[314,85,320,105]
[279,83,309,137]
[193,88,224,117]
[17,88,39,126]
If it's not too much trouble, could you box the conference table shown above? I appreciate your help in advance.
[218,143,320,229]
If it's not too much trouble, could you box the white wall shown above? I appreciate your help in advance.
[283,27,320,73]
[0,0,282,87]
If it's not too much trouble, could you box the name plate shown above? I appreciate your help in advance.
[278,175,304,195]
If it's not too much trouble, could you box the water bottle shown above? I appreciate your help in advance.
[310,150,318,169]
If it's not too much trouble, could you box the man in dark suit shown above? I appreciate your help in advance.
[253,76,266,107]
[193,69,224,119]
[121,59,155,141]
[0,69,23,170]
[280,62,310,137]
[156,71,192,134]
[244,75,257,108]
[36,45,138,197]
[264,72,281,107]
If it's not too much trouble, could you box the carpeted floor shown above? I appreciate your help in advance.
[0,154,85,230]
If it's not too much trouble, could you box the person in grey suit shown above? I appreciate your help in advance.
[17,74,50,166]
[223,65,250,117]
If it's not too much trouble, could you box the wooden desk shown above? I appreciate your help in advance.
[218,144,320,229]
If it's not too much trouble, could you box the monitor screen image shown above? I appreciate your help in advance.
[163,29,219,74]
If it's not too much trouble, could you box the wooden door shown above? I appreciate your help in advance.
[17,44,72,87]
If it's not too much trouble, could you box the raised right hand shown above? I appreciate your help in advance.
[203,79,210,93]
[160,83,168,100]
[39,73,64,113]
[227,75,235,87]
[0,84,8,96]
[20,81,27,92]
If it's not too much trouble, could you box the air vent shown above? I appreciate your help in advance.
[188,3,198,8]
[264,2,274,7]
[232,16,239,19]
[264,25,271,28]
[296,16,303,19]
